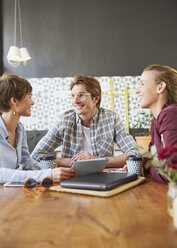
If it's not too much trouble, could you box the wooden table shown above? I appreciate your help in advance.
[0,176,177,248]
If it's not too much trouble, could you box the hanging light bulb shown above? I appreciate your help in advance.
[7,0,31,67]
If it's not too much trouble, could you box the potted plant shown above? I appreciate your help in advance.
[130,111,153,154]
[145,145,177,219]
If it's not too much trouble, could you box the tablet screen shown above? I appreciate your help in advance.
[71,158,109,176]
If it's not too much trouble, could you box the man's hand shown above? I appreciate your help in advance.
[71,152,97,162]
[51,167,76,182]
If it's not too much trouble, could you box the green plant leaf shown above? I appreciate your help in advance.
[151,159,162,167]
[145,160,153,169]
[144,151,153,158]
[150,145,157,156]
[169,168,177,182]
[158,169,172,182]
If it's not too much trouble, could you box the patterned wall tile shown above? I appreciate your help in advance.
[20,76,149,130]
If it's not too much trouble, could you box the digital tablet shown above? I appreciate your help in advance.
[71,158,109,176]
[4,181,25,187]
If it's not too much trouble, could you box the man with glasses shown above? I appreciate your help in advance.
[31,74,140,168]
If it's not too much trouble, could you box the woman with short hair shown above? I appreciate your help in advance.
[0,74,76,184]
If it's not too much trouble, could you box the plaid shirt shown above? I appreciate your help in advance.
[31,108,140,160]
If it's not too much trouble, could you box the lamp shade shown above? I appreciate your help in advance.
[20,47,31,61]
[7,46,21,67]
[7,46,21,61]
[7,46,31,67]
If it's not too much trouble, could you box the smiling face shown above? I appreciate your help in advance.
[136,71,160,109]
[71,84,99,119]
[16,93,34,117]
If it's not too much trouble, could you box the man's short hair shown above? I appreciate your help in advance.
[70,74,101,108]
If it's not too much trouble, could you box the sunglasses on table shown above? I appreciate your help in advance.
[24,177,53,189]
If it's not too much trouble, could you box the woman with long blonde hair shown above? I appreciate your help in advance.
[136,64,177,183]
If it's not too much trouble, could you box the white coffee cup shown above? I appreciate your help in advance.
[126,156,143,176]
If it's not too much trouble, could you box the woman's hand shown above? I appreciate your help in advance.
[122,164,128,172]
[51,167,76,183]
[71,152,96,162]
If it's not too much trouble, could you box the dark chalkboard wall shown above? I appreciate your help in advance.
[2,0,177,78]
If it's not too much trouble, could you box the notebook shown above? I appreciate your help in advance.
[60,172,138,191]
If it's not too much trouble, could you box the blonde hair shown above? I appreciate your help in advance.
[143,64,177,104]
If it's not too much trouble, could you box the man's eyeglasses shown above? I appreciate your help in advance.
[69,93,92,101]
[24,177,53,188]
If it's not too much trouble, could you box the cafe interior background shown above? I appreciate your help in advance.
[0,0,177,152]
